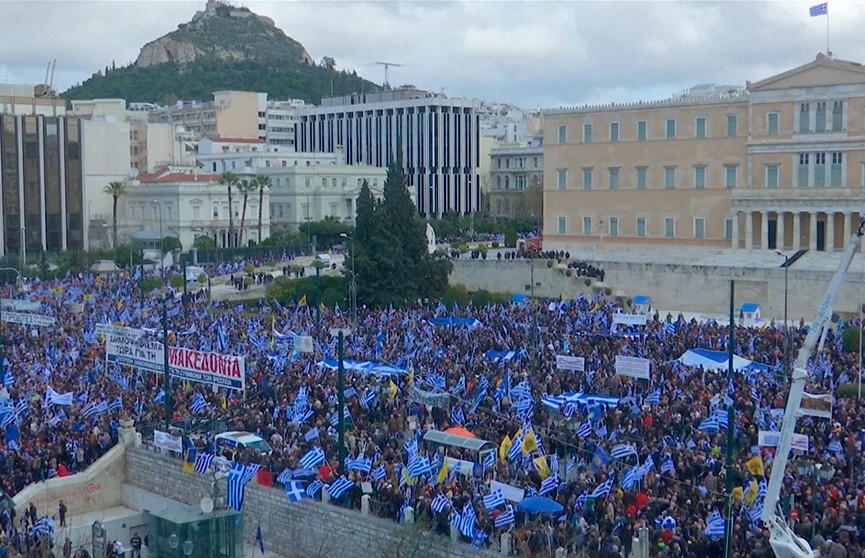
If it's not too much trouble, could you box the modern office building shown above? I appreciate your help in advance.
[542,53,865,253]
[295,88,480,216]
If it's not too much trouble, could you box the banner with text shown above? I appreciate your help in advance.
[612,313,648,326]
[615,355,651,380]
[1,299,41,312]
[758,430,810,452]
[106,335,245,391]
[154,430,183,453]
[1,311,55,327]
[555,355,586,372]
[797,392,833,419]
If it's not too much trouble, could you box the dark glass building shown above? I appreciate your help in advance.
[0,114,84,255]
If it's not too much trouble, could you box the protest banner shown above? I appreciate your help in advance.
[154,430,183,453]
[615,355,651,380]
[758,430,810,452]
[798,392,833,419]
[555,355,586,372]
[612,313,647,326]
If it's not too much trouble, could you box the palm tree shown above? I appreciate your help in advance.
[254,175,271,244]
[237,178,254,248]
[219,171,239,247]
[103,180,126,251]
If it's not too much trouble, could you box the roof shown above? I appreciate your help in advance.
[748,53,865,91]
[741,303,761,312]
[422,430,495,452]
[138,168,221,183]
[205,137,264,144]
[633,295,651,304]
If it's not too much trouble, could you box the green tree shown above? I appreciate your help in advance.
[193,235,216,250]
[220,171,239,247]
[254,174,271,244]
[103,180,126,251]
[237,177,255,247]
[161,236,182,253]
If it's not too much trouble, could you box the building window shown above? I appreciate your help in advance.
[582,168,593,190]
[695,117,706,139]
[533,157,539,168]
[815,101,826,133]
[726,114,738,136]
[582,216,591,235]
[767,112,779,135]
[832,100,843,131]
[694,165,706,189]
[799,102,810,134]
[765,164,779,189]
[556,169,568,190]
[694,218,705,239]
[797,153,810,187]
[831,152,843,186]
[192,205,201,220]
[583,123,593,143]
[504,176,511,189]
[557,124,567,144]
[664,167,676,189]
[636,167,647,189]
[636,218,646,237]
[609,122,619,142]
[665,119,676,139]
[665,218,675,238]
[636,120,647,141]
[557,216,567,234]
[724,218,733,240]
[609,217,619,237]
[725,165,738,188]
[814,152,826,187]
[608,167,620,189]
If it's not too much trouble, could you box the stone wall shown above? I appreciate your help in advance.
[125,446,497,558]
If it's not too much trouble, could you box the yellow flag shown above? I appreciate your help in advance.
[533,456,550,479]
[182,448,196,474]
[732,486,744,504]
[320,302,326,314]
[299,295,308,306]
[220,394,227,410]
[521,427,539,456]
[436,457,449,484]
[271,315,276,329]
[402,466,416,486]
[746,455,764,477]
[387,380,399,400]
[498,434,512,462]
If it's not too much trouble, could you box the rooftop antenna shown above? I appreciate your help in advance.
[375,61,404,90]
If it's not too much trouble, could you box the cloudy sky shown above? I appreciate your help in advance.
[2,0,863,108]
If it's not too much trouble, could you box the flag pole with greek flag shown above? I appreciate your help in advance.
[809,2,829,54]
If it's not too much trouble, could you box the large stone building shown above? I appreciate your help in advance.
[542,54,865,253]
[488,138,543,220]
[294,88,481,217]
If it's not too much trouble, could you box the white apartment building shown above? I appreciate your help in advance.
[119,167,272,250]
[295,88,481,217]
[261,164,389,230]
[197,137,338,174]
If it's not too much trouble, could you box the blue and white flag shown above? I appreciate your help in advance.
[539,474,560,496]
[407,456,432,479]
[307,479,324,498]
[46,387,73,406]
[482,490,505,510]
[326,476,354,500]
[304,428,319,442]
[645,389,661,405]
[591,474,615,499]
[660,455,676,475]
[482,450,495,472]
[704,510,725,537]
[300,447,326,469]
[431,493,450,515]
[610,444,638,460]
[194,452,214,474]
[190,393,208,414]
[494,505,516,528]
[107,397,123,412]
[809,2,827,16]
[285,481,309,502]
[346,456,373,474]
[577,420,592,438]
[226,463,248,511]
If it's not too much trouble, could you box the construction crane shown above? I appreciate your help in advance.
[760,210,865,558]
[375,61,403,90]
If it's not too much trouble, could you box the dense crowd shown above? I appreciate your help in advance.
[0,265,863,558]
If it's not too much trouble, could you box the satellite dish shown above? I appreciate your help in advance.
[128,167,140,179]
[200,497,214,514]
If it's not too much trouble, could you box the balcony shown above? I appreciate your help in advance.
[731,187,865,212]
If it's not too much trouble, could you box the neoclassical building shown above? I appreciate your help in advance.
[542,54,865,253]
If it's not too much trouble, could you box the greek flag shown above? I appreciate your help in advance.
[46,387,73,406]
[153,390,165,404]
[226,463,248,511]
[190,393,208,414]
[539,474,559,496]
[107,397,123,412]
[450,405,465,425]
[482,450,495,472]
[645,389,661,405]
[307,479,323,497]
[610,444,637,460]
[591,474,615,499]
[194,452,214,474]
[326,476,354,500]
[346,456,372,474]
[285,481,308,502]
[431,493,450,514]
[809,2,827,16]
[661,455,676,475]
[82,400,109,419]
[407,456,432,479]
[699,415,722,432]
[828,439,843,453]
[304,428,319,442]
[361,388,376,408]
[450,376,466,395]
[371,464,386,482]
[577,420,592,438]
[620,466,641,490]
[31,516,54,539]
[404,438,419,460]
[482,490,505,510]
[3,371,13,387]
[48,409,67,428]
[704,510,725,537]
[459,504,477,538]
[299,447,326,469]
[637,455,654,479]
[494,505,516,528]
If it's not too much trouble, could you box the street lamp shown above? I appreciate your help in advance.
[0,267,22,387]
[330,327,352,473]
[162,293,172,429]
[168,533,179,552]
[182,539,194,557]
[152,200,164,272]
[340,233,357,329]
[776,250,790,377]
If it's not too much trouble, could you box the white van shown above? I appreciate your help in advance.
[214,431,273,460]
[315,254,332,265]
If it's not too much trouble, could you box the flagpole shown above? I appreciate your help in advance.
[723,280,735,558]
[826,8,830,55]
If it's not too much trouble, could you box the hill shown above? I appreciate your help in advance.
[62,0,380,104]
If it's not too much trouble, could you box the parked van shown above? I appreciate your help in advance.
[315,253,332,265]
[214,431,273,460]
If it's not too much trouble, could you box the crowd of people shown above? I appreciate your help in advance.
[0,263,863,557]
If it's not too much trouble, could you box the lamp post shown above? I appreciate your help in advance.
[182,539,194,558]
[162,294,172,430]
[330,327,351,474]
[182,259,188,320]
[340,233,357,329]
[0,267,22,387]
[152,200,164,272]
[168,533,179,555]
[776,250,790,378]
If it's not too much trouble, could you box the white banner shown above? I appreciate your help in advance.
[490,479,525,503]
[555,355,585,372]
[612,313,647,326]
[758,430,810,452]
[106,336,246,391]
[96,323,144,341]
[154,430,183,453]
[615,355,651,380]
[797,392,833,419]
[1,311,55,327]
[1,299,41,312]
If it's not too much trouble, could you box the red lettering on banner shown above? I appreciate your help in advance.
[168,347,242,379]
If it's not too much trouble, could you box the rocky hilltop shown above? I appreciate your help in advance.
[63,0,378,104]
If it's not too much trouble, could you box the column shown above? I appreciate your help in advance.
[760,211,769,250]
[776,211,785,251]
[809,212,818,251]
[793,212,801,250]
[731,211,739,250]
[826,212,835,252]
[745,212,754,250]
